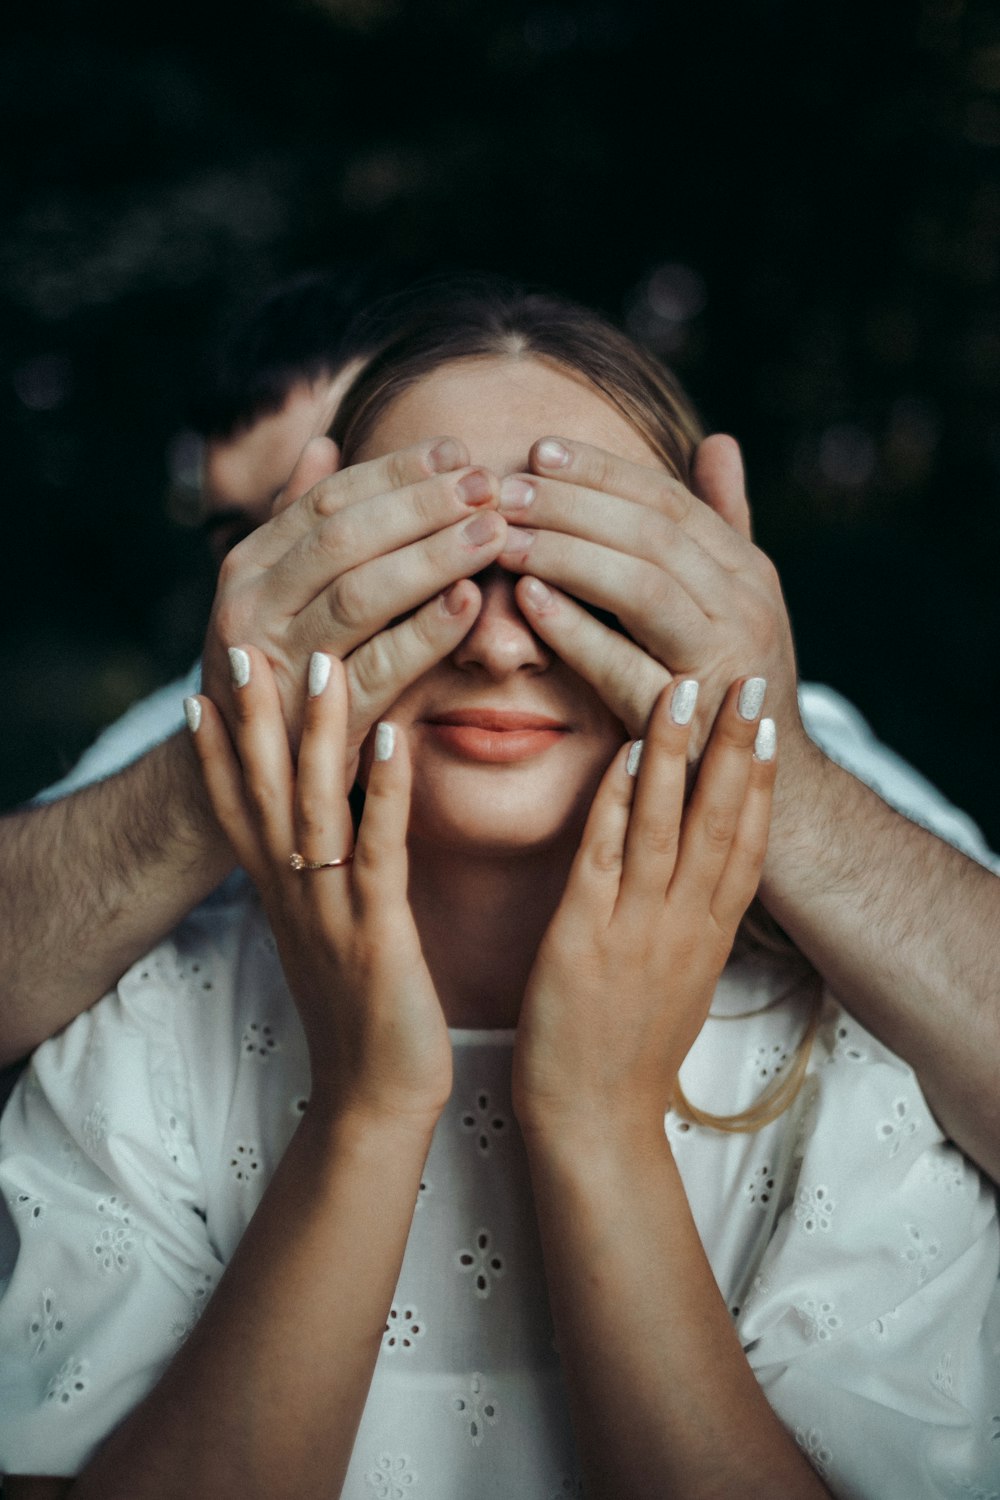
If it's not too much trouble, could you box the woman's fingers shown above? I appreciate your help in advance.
[350,720,413,918]
[711,720,777,931]
[515,576,670,739]
[184,694,264,876]
[222,645,296,864]
[672,677,767,910]
[294,654,356,877]
[618,680,698,908]
[560,740,636,915]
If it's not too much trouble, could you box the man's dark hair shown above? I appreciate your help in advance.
[187,264,419,441]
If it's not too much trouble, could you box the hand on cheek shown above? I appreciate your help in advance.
[513,677,777,1142]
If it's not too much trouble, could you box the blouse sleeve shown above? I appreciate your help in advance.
[0,939,224,1478]
[739,1011,1000,1499]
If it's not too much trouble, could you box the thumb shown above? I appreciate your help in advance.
[271,435,341,517]
[693,434,753,540]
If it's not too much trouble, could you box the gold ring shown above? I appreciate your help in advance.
[289,852,354,871]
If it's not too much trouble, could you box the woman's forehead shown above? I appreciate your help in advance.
[356,355,664,475]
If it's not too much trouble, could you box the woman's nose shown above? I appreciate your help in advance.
[450,566,551,678]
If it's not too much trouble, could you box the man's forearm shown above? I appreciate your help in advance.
[0,732,234,1062]
[762,736,1000,1180]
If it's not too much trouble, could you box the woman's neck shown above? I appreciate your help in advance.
[408,837,574,1029]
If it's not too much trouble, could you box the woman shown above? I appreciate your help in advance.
[0,284,996,1499]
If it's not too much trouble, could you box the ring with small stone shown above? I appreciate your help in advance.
[289,852,354,872]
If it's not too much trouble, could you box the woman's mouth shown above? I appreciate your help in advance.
[421,709,570,763]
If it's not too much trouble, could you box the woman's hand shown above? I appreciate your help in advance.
[512,677,776,1142]
[200,435,506,784]
[187,647,452,1125]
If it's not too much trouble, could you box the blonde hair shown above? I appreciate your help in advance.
[335,276,820,1132]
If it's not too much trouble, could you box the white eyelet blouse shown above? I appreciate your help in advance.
[0,895,997,1498]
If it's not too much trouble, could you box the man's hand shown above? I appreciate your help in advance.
[498,432,803,763]
[201,435,508,781]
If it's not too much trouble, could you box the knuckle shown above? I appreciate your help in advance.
[588,836,624,877]
[327,571,367,631]
[637,818,680,859]
[347,633,394,707]
[703,808,737,850]
[215,549,245,594]
[317,511,354,565]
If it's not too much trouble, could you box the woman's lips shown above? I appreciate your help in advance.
[422,709,570,763]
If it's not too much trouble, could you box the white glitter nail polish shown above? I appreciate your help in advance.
[738,676,767,720]
[670,679,699,725]
[228,647,251,689]
[374,722,395,762]
[754,718,777,762]
[183,697,201,734]
[308,652,332,698]
[626,739,644,777]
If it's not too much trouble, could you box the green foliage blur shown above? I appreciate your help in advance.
[1,0,998,844]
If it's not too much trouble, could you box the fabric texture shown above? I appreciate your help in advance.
[0,895,997,1497]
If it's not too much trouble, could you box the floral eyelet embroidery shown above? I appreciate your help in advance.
[795,1426,833,1479]
[94,1223,136,1273]
[877,1097,919,1157]
[456,1229,505,1298]
[366,1453,417,1496]
[29,1288,67,1356]
[869,1306,902,1342]
[794,1184,835,1234]
[902,1223,941,1284]
[745,1164,775,1208]
[414,1177,432,1212]
[81,1102,110,1153]
[45,1356,90,1406]
[831,1023,867,1064]
[229,1141,261,1183]
[460,1091,508,1156]
[382,1303,425,1354]
[795,1296,842,1343]
[241,1021,279,1061]
[13,1191,46,1225]
[748,1042,790,1082]
[450,1372,499,1446]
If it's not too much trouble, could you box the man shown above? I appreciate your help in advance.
[1,271,998,1184]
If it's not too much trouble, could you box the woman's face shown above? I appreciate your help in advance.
[356,355,665,857]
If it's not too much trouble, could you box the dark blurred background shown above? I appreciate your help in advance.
[2,0,998,844]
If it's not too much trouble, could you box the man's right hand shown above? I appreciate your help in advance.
[200,436,509,782]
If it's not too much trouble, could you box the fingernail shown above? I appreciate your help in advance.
[374,721,395,762]
[754,717,777,762]
[228,647,251,689]
[521,576,553,610]
[462,512,498,546]
[737,676,767,720]
[626,739,644,778]
[535,438,569,468]
[457,468,494,505]
[499,476,535,511]
[308,651,332,698]
[670,679,699,725]
[440,582,467,615]
[183,697,202,733]
[429,437,464,472]
[500,525,534,554]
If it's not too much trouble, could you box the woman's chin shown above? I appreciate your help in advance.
[406,779,591,860]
